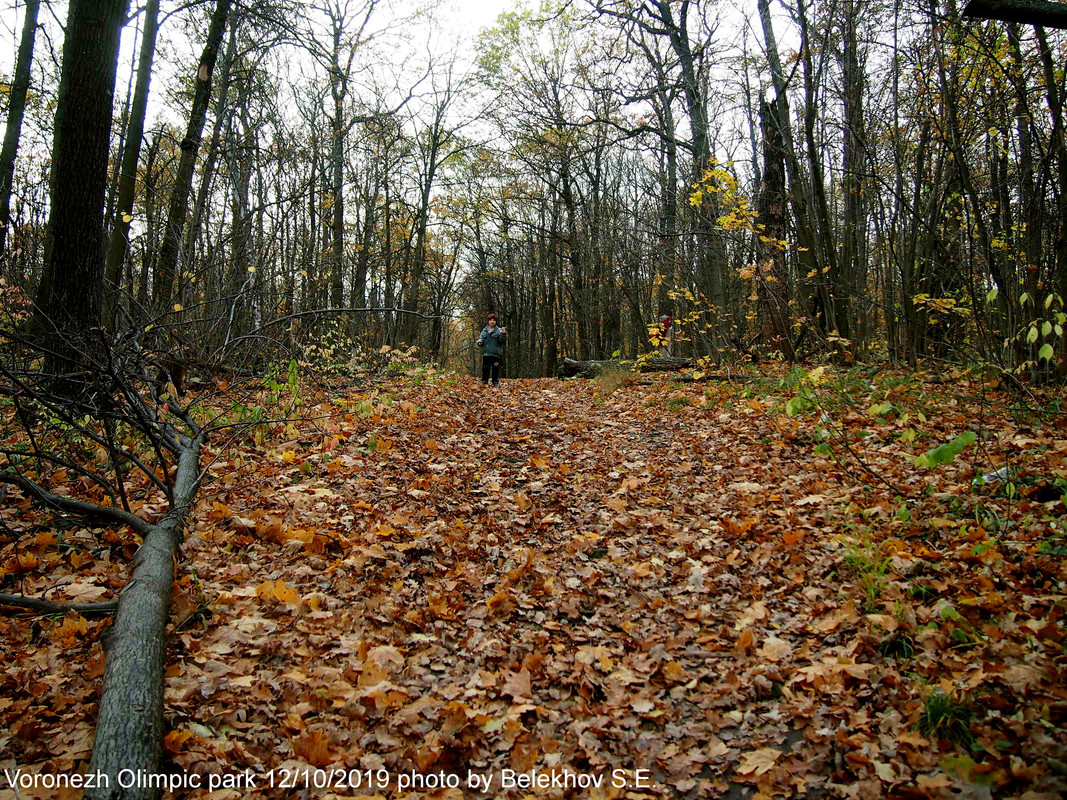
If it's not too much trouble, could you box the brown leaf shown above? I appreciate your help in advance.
[502,667,533,701]
[292,729,336,767]
[736,747,781,776]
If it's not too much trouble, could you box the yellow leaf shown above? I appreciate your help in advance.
[273,581,300,605]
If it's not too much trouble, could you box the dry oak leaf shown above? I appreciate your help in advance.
[366,645,405,668]
[736,747,782,777]
[502,667,533,701]
[487,590,517,616]
[163,729,194,755]
[292,729,336,767]
[1001,663,1043,693]
[759,636,792,662]
[50,612,89,647]
[735,628,756,653]
[735,600,768,631]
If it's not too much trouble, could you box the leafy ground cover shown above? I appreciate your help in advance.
[1,366,1065,799]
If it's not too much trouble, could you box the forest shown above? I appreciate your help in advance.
[0,0,1065,798]
[2,0,1065,374]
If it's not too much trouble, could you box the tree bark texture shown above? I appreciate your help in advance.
[85,433,205,800]
[33,0,128,362]
[963,0,1067,28]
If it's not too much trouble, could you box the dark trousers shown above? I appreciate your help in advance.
[481,355,501,384]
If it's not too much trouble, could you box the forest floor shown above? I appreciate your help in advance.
[1,366,1066,799]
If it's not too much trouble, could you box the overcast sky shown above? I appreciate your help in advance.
[0,0,521,85]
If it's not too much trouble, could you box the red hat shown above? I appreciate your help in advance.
[487,313,498,321]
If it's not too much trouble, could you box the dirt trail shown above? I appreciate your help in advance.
[165,376,863,799]
[4,373,1065,799]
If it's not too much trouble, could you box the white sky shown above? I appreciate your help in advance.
[1,0,522,84]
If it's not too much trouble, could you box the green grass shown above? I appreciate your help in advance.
[842,537,891,613]
[665,394,693,412]
[917,691,974,746]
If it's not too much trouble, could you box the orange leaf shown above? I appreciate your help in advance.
[292,730,336,767]
[163,730,194,754]
[274,581,300,605]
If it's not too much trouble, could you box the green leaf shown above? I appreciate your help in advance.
[986,287,998,303]
[1027,325,1039,344]
[1038,342,1054,361]
[1042,321,1053,337]
[869,402,892,418]
[916,431,975,469]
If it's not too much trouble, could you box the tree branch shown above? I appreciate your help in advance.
[0,593,118,615]
[0,472,154,537]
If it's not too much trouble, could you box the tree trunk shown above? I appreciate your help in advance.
[1034,25,1067,373]
[105,0,160,326]
[840,0,867,348]
[184,14,237,290]
[757,0,822,333]
[757,94,794,359]
[34,0,129,373]
[0,0,40,254]
[152,0,233,310]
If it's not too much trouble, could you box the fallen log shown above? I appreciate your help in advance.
[637,373,755,385]
[560,357,619,378]
[637,356,695,372]
[86,431,204,800]
[560,356,696,378]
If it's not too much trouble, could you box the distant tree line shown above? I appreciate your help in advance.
[1,0,1065,377]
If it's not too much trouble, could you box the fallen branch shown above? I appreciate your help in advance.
[0,593,118,615]
[0,472,153,537]
[637,356,695,372]
[559,357,622,378]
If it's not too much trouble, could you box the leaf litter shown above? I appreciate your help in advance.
[1,370,1065,799]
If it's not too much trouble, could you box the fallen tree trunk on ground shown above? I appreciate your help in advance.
[560,357,618,378]
[1,429,205,800]
[86,431,204,800]
[637,373,755,385]
[560,356,696,378]
[637,356,695,372]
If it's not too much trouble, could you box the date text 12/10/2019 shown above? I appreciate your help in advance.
[265,767,655,793]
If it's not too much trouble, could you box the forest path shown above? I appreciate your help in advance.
[165,375,863,798]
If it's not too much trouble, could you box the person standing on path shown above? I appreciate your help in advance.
[477,314,507,386]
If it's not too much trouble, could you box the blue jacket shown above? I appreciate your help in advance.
[478,326,507,357]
